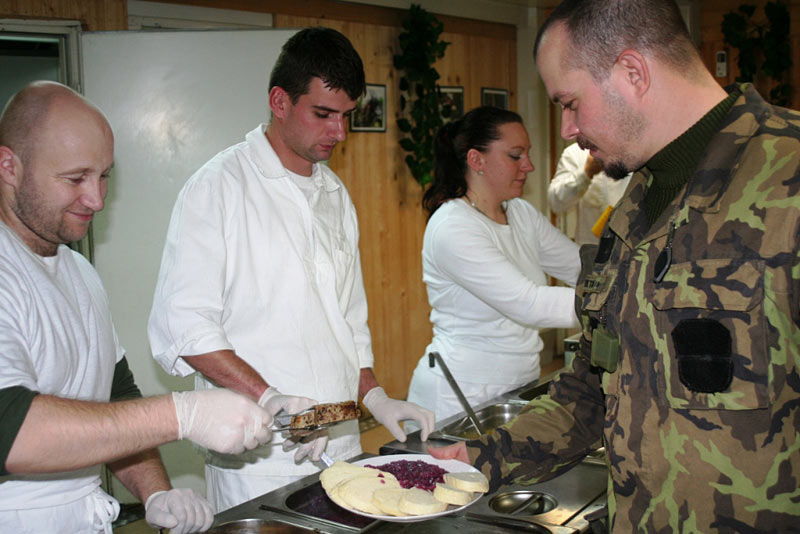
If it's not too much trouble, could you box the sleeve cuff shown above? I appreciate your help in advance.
[0,386,40,475]
[153,327,235,377]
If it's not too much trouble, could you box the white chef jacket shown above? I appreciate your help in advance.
[413,198,580,388]
[548,142,632,246]
[0,220,123,531]
[148,124,371,478]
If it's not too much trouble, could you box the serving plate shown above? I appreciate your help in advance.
[326,453,483,523]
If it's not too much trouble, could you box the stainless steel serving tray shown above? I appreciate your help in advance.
[429,401,528,441]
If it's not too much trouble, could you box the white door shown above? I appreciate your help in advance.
[81,28,297,497]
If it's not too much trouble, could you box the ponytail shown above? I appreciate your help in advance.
[422,120,466,216]
[422,106,524,218]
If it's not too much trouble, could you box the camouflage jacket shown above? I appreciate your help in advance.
[466,84,800,533]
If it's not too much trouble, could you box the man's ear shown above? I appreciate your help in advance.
[0,146,22,189]
[614,49,650,98]
[268,86,290,120]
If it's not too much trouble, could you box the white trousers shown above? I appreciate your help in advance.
[205,464,309,513]
[405,359,530,432]
[0,486,119,534]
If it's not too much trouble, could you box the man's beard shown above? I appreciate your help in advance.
[578,85,647,181]
[576,136,630,180]
[603,160,632,180]
[15,171,87,250]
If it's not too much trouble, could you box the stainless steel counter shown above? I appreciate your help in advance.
[212,460,604,533]
[211,373,608,534]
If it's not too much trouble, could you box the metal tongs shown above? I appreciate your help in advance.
[272,408,355,433]
[272,408,326,432]
[429,352,485,435]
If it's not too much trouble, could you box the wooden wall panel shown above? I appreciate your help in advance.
[154,0,515,39]
[273,13,516,399]
[435,32,517,111]
[0,0,126,30]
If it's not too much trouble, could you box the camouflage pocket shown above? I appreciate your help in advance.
[651,259,770,410]
[581,268,616,313]
[581,264,621,396]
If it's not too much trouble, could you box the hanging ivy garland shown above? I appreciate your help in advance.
[393,4,450,187]
[721,1,792,106]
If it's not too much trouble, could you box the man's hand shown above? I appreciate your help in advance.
[428,441,469,463]
[362,387,435,442]
[282,428,329,462]
[584,154,603,179]
[145,488,214,534]
[257,386,315,415]
[258,387,329,462]
[172,389,272,454]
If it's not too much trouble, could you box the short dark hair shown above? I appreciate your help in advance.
[423,106,524,217]
[534,0,699,81]
[269,27,366,103]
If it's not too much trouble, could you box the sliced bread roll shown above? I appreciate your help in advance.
[433,482,473,506]
[399,487,448,515]
[326,484,351,510]
[444,471,489,493]
[372,487,410,516]
[320,462,396,492]
[337,474,401,515]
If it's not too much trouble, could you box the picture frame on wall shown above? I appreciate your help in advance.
[439,86,464,123]
[350,83,386,132]
[481,87,508,109]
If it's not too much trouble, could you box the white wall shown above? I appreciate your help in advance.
[83,28,296,499]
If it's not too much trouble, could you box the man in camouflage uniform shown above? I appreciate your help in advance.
[431,0,800,531]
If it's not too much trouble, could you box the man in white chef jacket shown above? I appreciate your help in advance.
[548,142,631,246]
[148,27,435,512]
[0,81,293,533]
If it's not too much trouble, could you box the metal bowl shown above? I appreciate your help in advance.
[490,490,558,515]
[207,518,319,533]
[437,402,525,440]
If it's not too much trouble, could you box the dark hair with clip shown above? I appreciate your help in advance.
[423,106,523,217]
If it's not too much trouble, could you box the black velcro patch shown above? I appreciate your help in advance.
[594,235,615,264]
[671,319,733,393]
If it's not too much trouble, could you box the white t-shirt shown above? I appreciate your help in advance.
[0,221,123,511]
[548,142,632,246]
[148,124,371,476]
[419,198,580,384]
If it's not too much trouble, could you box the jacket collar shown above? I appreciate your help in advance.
[682,83,764,213]
[608,83,766,248]
[246,123,340,193]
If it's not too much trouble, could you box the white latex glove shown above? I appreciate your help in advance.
[257,386,315,415]
[258,387,329,462]
[145,488,214,534]
[282,429,330,463]
[172,389,272,454]
[362,386,435,442]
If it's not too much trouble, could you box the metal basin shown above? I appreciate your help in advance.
[490,490,558,515]
[208,518,319,533]
[283,481,374,530]
[437,402,524,440]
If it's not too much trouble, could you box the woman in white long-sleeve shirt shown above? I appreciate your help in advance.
[406,106,581,429]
